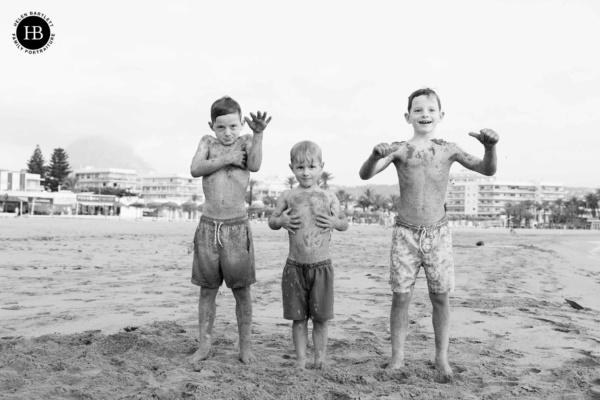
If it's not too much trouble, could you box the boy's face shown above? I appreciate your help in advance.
[289,159,324,189]
[209,113,244,146]
[404,95,444,135]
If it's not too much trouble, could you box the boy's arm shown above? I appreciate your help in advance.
[359,143,398,180]
[453,129,499,176]
[315,191,349,233]
[244,111,272,173]
[268,191,301,234]
[190,135,246,178]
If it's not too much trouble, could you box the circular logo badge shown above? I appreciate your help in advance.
[12,12,55,54]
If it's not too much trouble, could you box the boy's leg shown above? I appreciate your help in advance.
[312,320,328,369]
[388,291,412,369]
[429,292,452,375]
[292,319,308,369]
[232,286,255,364]
[193,287,218,362]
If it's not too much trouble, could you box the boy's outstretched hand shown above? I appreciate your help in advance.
[469,129,499,148]
[371,143,395,159]
[244,111,272,134]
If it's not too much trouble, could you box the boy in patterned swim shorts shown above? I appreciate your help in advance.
[359,88,499,377]
[269,141,348,369]
[190,96,271,365]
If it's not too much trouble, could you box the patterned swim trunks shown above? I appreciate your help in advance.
[390,216,454,294]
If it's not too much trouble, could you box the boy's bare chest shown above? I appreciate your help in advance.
[400,144,452,170]
[207,137,246,159]
[288,191,330,221]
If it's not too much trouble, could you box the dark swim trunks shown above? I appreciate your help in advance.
[191,215,256,289]
[282,258,334,322]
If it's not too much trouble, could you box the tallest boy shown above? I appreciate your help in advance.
[359,88,498,376]
[190,96,271,364]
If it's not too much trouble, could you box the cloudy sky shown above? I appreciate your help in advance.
[2,0,599,188]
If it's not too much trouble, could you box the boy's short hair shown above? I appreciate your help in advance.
[210,96,242,122]
[407,88,441,112]
[290,141,323,166]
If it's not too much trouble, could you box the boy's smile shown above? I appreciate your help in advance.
[290,160,323,189]
[209,113,243,146]
[404,95,444,135]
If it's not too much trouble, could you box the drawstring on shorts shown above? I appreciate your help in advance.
[214,221,223,247]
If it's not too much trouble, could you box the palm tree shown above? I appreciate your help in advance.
[357,188,375,212]
[584,192,598,218]
[61,175,79,192]
[284,176,297,189]
[262,196,277,207]
[335,190,353,210]
[320,171,334,190]
[388,194,400,213]
[246,179,258,206]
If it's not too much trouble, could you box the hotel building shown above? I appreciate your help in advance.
[140,174,204,204]
[73,167,140,192]
[446,171,565,217]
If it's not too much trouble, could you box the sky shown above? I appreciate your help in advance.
[1,0,599,188]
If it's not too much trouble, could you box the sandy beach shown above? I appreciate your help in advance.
[1,217,600,399]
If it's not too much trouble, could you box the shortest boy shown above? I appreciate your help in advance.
[269,141,349,369]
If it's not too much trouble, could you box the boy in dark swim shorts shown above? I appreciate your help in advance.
[359,88,499,377]
[189,96,271,365]
[269,141,348,369]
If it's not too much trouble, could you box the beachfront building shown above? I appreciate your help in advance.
[73,167,140,192]
[446,171,565,220]
[0,169,43,191]
[140,173,204,204]
[252,175,287,203]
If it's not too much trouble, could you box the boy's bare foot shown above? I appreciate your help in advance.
[386,355,405,370]
[313,361,325,370]
[239,343,256,364]
[192,344,212,363]
[435,357,453,376]
[294,358,307,369]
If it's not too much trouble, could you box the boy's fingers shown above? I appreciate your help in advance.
[468,132,480,139]
[284,227,296,235]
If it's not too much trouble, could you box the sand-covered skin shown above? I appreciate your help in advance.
[1,218,600,399]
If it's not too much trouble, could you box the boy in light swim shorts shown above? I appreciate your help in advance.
[190,96,271,365]
[269,141,348,369]
[359,88,499,377]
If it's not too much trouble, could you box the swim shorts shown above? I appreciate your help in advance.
[390,216,454,294]
[282,259,334,322]
[191,215,256,289]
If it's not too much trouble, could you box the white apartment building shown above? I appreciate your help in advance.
[446,171,565,217]
[73,167,140,192]
[141,174,204,204]
[0,170,43,191]
[252,175,288,201]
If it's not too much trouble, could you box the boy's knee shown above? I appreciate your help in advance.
[428,292,450,307]
[392,291,413,304]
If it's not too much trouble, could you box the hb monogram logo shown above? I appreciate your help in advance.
[12,12,55,54]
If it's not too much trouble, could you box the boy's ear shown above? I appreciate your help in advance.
[439,111,445,121]
[404,112,411,124]
[208,121,214,130]
[289,163,293,171]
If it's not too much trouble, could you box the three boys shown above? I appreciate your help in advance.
[191,89,499,375]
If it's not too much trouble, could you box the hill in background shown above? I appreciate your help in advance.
[66,135,155,174]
